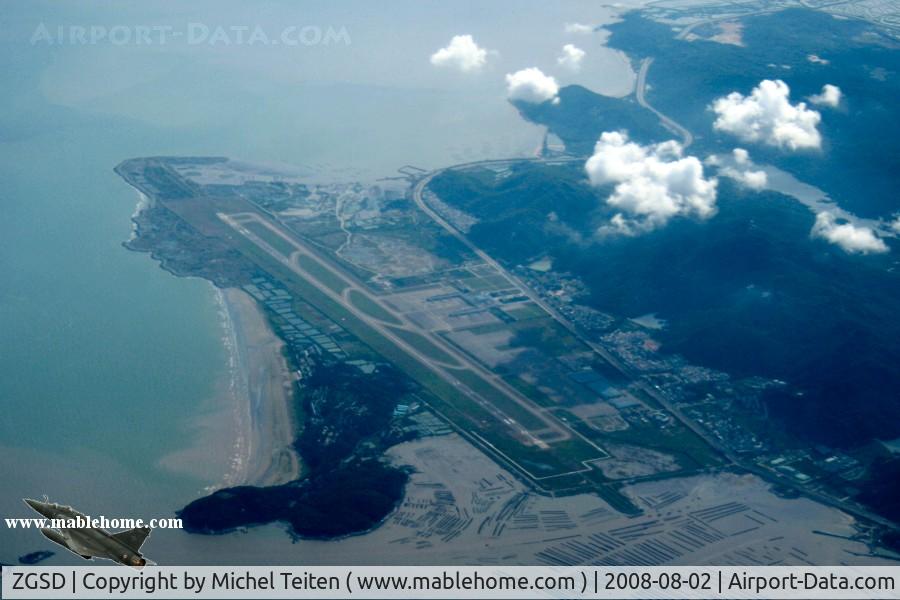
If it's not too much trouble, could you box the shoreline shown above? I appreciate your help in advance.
[128,183,302,492]
[155,285,302,491]
[210,287,252,489]
[217,286,302,489]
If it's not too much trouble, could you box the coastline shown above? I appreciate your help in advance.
[218,287,302,488]
[126,184,301,492]
[156,285,302,491]
[127,189,151,242]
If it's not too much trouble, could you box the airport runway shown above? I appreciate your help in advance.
[218,211,579,453]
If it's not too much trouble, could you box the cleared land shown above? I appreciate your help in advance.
[114,157,717,505]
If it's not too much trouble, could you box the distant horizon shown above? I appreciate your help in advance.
[3,0,900,574]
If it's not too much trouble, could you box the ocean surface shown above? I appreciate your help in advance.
[0,0,638,560]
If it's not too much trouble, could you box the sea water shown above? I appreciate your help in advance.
[0,0,636,561]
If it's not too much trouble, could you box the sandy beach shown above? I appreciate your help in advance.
[220,287,301,487]
[158,286,301,491]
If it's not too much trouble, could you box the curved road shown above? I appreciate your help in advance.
[413,160,900,534]
[635,57,694,148]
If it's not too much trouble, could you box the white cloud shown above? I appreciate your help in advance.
[811,211,888,254]
[430,35,489,72]
[718,148,768,190]
[585,131,718,234]
[564,22,594,34]
[736,169,767,190]
[711,79,822,150]
[557,44,586,71]
[505,67,560,104]
[809,83,842,108]
[807,54,830,65]
[892,216,900,233]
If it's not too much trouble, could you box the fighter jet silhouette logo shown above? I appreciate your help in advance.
[23,497,153,568]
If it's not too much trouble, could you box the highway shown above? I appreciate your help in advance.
[635,57,694,149]
[411,159,900,535]
[633,5,787,151]
[627,5,899,534]
[399,29,899,525]
[412,163,634,377]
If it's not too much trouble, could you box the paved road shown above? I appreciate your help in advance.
[633,5,787,151]
[635,57,694,148]
[413,163,635,378]
[412,160,900,534]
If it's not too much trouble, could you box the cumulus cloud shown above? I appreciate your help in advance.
[809,83,842,107]
[711,79,822,150]
[557,44,586,71]
[811,212,888,254]
[739,170,767,190]
[506,67,560,104]
[892,216,900,233]
[732,148,750,163]
[585,131,718,234]
[718,148,768,190]
[430,35,489,72]
[564,22,594,34]
[807,54,829,65]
